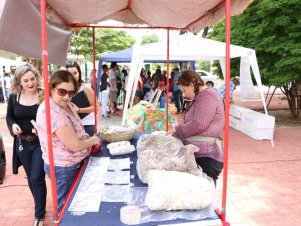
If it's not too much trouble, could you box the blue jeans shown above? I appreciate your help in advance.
[16,139,46,219]
[44,162,81,212]
[173,89,183,112]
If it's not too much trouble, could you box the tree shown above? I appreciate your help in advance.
[141,34,160,45]
[69,28,135,61]
[209,0,301,118]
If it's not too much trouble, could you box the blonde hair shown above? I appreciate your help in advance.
[10,63,41,94]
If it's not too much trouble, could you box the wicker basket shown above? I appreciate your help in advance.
[99,129,138,143]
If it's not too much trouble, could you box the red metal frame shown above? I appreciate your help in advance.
[165,29,170,131]
[92,28,97,130]
[40,0,59,224]
[221,0,230,223]
[40,0,232,225]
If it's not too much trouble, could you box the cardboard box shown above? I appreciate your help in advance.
[241,111,275,129]
[229,116,241,131]
[230,105,252,119]
[240,123,274,140]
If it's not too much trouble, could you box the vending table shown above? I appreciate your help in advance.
[60,132,220,226]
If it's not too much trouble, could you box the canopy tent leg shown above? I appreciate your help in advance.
[221,0,231,222]
[92,27,97,131]
[40,0,59,224]
[165,29,170,131]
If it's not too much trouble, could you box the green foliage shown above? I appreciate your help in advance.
[69,28,135,61]
[208,0,301,117]
[196,60,211,72]
[208,0,301,87]
[141,34,160,45]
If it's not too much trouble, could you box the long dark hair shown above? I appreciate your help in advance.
[65,61,83,86]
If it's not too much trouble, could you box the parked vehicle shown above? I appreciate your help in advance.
[195,70,219,87]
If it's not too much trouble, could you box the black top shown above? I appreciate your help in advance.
[100,73,108,92]
[71,89,90,119]
[6,93,38,135]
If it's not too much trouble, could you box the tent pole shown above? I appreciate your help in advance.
[165,29,170,131]
[221,0,231,223]
[92,27,97,131]
[40,0,59,224]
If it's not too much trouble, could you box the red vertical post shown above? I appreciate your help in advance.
[40,0,59,224]
[92,27,97,131]
[165,29,170,131]
[221,0,231,222]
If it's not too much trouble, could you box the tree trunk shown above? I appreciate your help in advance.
[282,82,301,119]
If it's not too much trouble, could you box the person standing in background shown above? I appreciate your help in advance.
[4,72,12,100]
[172,66,183,114]
[66,61,98,136]
[108,62,118,116]
[100,64,110,118]
[6,63,46,226]
[217,76,240,104]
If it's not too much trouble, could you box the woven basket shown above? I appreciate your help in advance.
[99,129,138,143]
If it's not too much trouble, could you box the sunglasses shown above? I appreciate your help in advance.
[56,88,76,97]
[65,61,79,68]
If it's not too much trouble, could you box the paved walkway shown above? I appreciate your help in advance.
[0,93,300,225]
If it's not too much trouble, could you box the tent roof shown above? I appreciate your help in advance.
[0,0,253,65]
[101,34,256,63]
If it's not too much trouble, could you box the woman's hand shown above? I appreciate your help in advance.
[90,135,100,147]
[166,128,176,136]
[12,124,22,136]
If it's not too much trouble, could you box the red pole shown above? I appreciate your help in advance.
[92,27,97,131]
[165,29,170,131]
[221,0,231,222]
[40,0,59,223]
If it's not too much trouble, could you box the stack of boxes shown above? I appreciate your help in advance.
[229,105,275,140]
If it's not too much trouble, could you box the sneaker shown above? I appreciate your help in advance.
[33,218,44,226]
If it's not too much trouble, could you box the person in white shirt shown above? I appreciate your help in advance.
[4,72,12,99]
[100,64,110,118]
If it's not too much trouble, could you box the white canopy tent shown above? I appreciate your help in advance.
[123,34,267,125]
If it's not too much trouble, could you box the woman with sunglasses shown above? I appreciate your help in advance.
[6,63,46,226]
[36,70,100,213]
[65,61,98,136]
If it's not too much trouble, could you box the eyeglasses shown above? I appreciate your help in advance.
[65,61,79,68]
[56,88,76,97]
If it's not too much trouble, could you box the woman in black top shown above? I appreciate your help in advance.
[6,63,46,226]
[66,61,98,136]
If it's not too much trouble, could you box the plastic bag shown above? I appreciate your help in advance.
[136,134,199,183]
[127,186,217,224]
[145,170,215,211]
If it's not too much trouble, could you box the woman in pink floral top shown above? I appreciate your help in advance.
[36,70,100,212]
[174,70,224,185]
